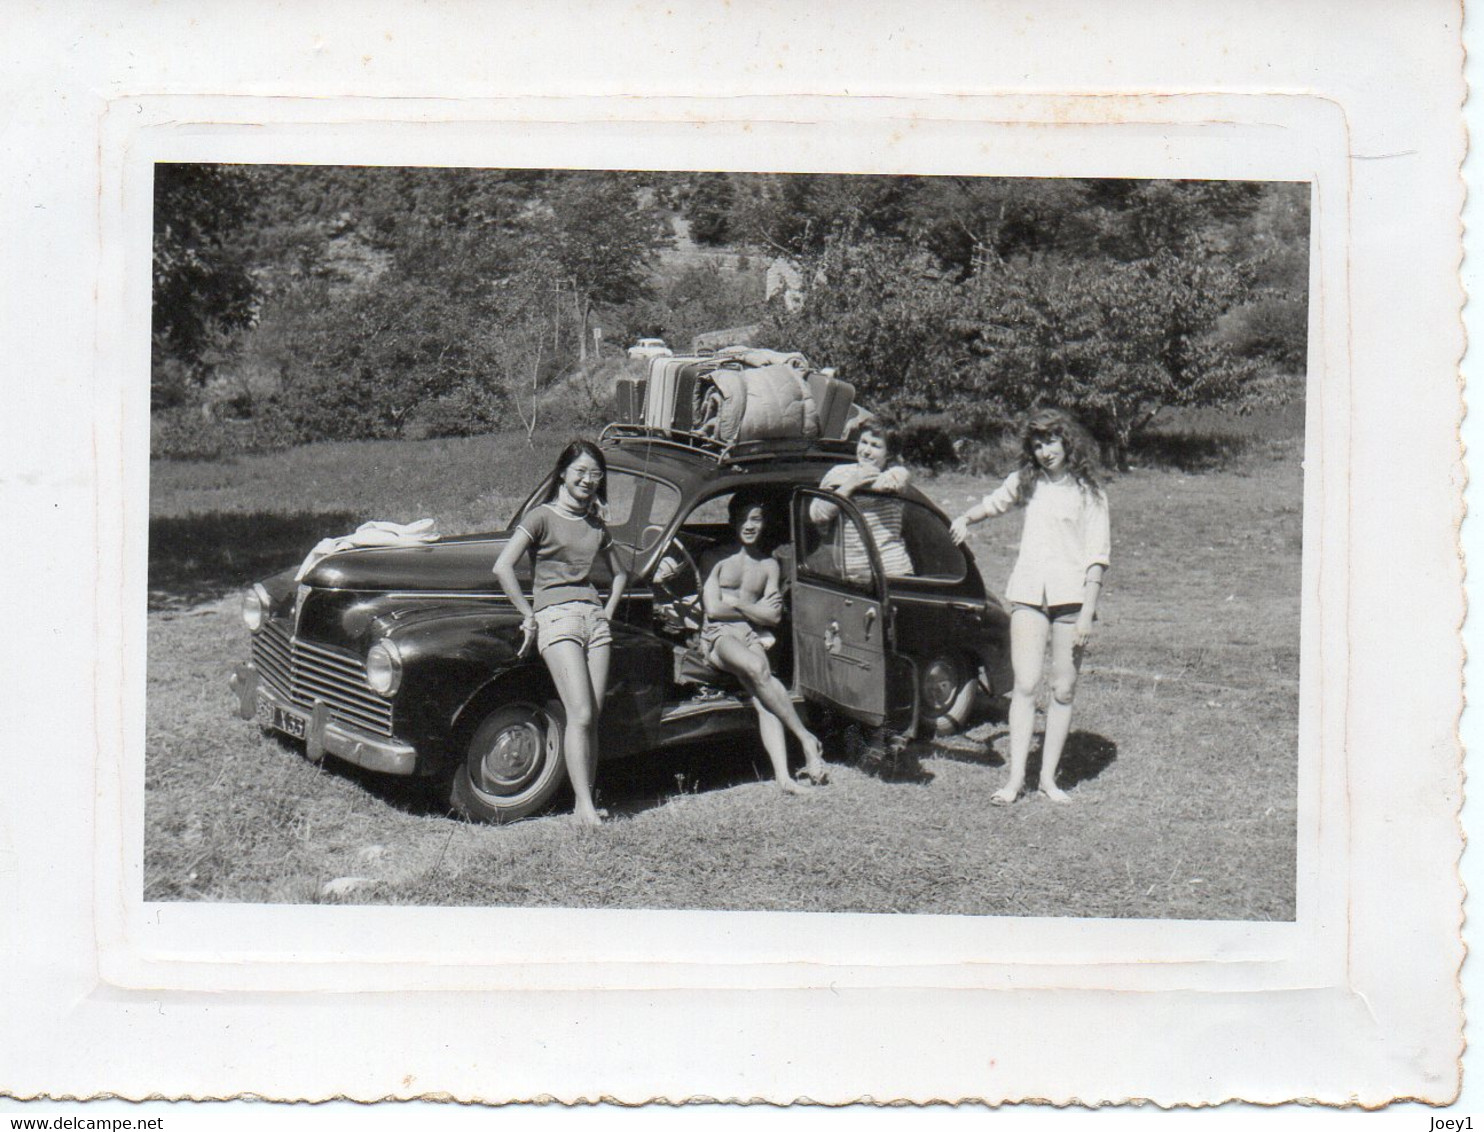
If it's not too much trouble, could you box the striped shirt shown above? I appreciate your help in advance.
[812,462,916,580]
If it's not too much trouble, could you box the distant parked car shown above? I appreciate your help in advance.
[230,427,1012,823]
[627,338,673,360]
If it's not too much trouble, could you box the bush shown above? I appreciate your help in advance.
[150,403,285,461]
[1216,295,1308,372]
[151,407,223,460]
[1126,430,1252,472]
[415,383,507,439]
[273,366,416,443]
[150,348,199,411]
[893,421,958,470]
[882,404,1015,474]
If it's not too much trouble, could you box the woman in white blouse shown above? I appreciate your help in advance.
[950,410,1110,805]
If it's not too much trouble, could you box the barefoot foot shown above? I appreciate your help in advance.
[779,778,814,796]
[573,807,604,828]
[990,786,1020,807]
[798,734,829,784]
[1037,783,1071,805]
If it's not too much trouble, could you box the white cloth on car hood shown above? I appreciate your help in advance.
[295,518,440,581]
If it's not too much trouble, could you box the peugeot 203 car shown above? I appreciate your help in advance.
[230,425,1013,823]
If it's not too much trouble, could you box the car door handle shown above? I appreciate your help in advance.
[824,621,842,655]
[863,608,876,637]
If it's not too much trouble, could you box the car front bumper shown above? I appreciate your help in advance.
[230,661,418,776]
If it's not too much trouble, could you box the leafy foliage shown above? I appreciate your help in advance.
[618,262,764,352]
[762,236,965,414]
[758,178,1306,466]
[683,173,735,245]
[966,247,1261,467]
[544,173,673,359]
[152,167,1308,461]
[151,163,260,406]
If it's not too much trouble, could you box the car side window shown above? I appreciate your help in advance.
[798,494,879,593]
[899,499,968,582]
[681,491,792,558]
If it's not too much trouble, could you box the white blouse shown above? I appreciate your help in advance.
[981,470,1110,606]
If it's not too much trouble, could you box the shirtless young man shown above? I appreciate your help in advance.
[699,494,830,791]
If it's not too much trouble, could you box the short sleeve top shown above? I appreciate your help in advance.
[514,503,612,611]
[981,471,1110,606]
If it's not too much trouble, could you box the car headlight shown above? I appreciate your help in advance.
[242,584,270,632]
[366,640,403,697]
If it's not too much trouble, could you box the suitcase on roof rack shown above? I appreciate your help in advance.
[645,357,714,432]
[612,374,647,425]
[643,357,685,430]
[807,371,856,439]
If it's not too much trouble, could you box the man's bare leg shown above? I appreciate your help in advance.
[713,635,827,782]
[749,699,811,794]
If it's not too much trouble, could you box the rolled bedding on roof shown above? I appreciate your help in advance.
[694,363,821,445]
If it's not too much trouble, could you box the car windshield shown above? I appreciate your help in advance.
[605,469,682,560]
[510,467,679,547]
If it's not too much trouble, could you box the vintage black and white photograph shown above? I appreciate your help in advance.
[145,164,1309,919]
[5,0,1470,1108]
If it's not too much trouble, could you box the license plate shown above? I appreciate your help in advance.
[256,694,307,739]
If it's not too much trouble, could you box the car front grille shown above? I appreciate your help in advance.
[252,618,394,737]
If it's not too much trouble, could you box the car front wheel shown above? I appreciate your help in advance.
[450,701,568,824]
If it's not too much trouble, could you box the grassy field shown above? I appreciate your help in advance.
[145,410,1302,919]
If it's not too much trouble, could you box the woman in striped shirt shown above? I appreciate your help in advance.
[809,420,915,581]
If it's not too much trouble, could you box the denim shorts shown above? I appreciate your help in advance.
[534,600,612,654]
[1011,600,1083,625]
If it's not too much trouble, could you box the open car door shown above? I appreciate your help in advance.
[789,488,917,731]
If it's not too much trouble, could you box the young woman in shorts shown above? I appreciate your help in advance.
[950,409,1110,805]
[493,439,629,827]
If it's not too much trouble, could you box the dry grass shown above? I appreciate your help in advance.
[146,413,1301,919]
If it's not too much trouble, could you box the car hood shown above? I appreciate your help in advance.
[303,533,518,593]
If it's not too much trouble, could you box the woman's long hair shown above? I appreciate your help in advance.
[1012,409,1103,504]
[539,438,609,517]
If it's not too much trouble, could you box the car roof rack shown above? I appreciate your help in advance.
[599,423,855,466]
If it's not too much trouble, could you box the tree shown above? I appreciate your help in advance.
[968,245,1263,469]
[482,267,566,446]
[614,262,764,352]
[684,173,735,245]
[728,173,913,259]
[154,167,1308,458]
[273,229,554,441]
[903,177,1092,277]
[1213,182,1311,373]
[762,236,965,415]
[545,173,672,359]
[151,163,260,406]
